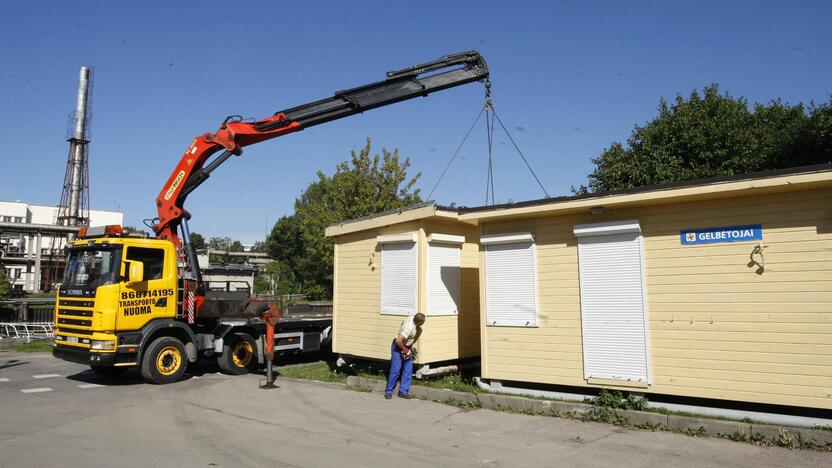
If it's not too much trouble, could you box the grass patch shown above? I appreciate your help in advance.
[587,389,648,411]
[440,397,481,409]
[277,363,346,383]
[412,372,482,394]
[11,340,52,353]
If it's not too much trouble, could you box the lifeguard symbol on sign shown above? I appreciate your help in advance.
[680,225,762,246]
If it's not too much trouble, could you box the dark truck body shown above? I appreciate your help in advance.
[199,292,333,356]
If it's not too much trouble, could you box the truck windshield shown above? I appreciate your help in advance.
[63,247,121,288]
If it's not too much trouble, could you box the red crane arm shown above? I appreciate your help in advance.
[154,114,303,243]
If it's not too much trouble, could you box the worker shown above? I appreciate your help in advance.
[385,313,426,399]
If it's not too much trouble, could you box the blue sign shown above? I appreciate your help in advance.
[681,225,762,245]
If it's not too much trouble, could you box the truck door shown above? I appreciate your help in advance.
[118,245,176,331]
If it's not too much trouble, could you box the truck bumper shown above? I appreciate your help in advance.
[53,345,117,366]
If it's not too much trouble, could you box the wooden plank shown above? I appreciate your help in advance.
[647,382,832,410]
[652,347,832,366]
[651,356,832,377]
[645,239,832,259]
[645,252,832,269]
[650,374,831,399]
[648,302,832,313]
[649,312,832,323]
[649,330,832,345]
[646,270,832,285]
[648,281,831,294]
[488,363,585,379]
[650,338,832,355]
[647,292,832,303]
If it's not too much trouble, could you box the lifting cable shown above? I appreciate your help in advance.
[484,93,496,205]
[425,105,486,201]
[491,108,550,199]
[426,81,550,203]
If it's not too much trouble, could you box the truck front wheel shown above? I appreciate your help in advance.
[141,336,188,384]
[218,332,258,375]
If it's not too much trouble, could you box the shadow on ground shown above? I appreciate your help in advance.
[63,350,335,386]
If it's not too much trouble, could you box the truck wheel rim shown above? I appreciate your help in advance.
[156,346,181,375]
[232,341,253,368]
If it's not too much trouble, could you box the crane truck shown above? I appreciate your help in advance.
[51,51,490,384]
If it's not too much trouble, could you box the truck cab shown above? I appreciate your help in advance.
[53,225,180,375]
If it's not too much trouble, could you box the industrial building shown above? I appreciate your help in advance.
[0,201,123,292]
[327,164,832,410]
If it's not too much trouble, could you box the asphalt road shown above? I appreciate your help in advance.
[1,350,829,468]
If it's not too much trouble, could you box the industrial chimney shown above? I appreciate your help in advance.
[57,66,93,229]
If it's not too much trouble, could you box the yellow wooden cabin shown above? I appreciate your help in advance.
[328,165,832,410]
[325,203,481,367]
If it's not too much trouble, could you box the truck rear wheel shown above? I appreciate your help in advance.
[218,332,258,375]
[141,336,188,384]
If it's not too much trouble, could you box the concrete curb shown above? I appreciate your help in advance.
[343,376,832,449]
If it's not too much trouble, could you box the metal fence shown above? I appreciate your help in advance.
[0,322,54,342]
[0,299,55,322]
[0,298,55,341]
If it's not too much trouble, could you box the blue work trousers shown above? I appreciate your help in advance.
[385,342,412,396]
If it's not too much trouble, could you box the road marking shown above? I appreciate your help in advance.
[0,378,9,383]
[78,383,103,389]
[33,374,61,379]
[21,387,53,394]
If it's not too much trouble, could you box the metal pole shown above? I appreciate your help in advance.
[260,305,280,389]
[33,232,42,293]
[25,234,34,292]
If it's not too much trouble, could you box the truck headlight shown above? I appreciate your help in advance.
[90,340,115,351]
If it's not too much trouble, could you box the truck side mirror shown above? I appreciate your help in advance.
[127,261,144,284]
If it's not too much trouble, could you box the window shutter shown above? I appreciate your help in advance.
[576,227,649,383]
[380,241,417,315]
[427,243,460,315]
[484,242,537,327]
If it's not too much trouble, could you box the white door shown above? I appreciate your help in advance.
[576,225,649,383]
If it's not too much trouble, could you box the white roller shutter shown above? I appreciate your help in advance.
[427,243,460,315]
[576,221,649,383]
[484,242,537,327]
[380,241,417,315]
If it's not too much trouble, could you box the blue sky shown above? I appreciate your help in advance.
[1,1,829,242]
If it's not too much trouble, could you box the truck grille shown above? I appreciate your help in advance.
[56,327,92,336]
[57,317,92,327]
[55,297,94,338]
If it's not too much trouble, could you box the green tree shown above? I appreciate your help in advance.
[265,215,305,273]
[253,261,297,296]
[0,269,11,300]
[189,232,207,250]
[587,85,832,192]
[266,138,421,299]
